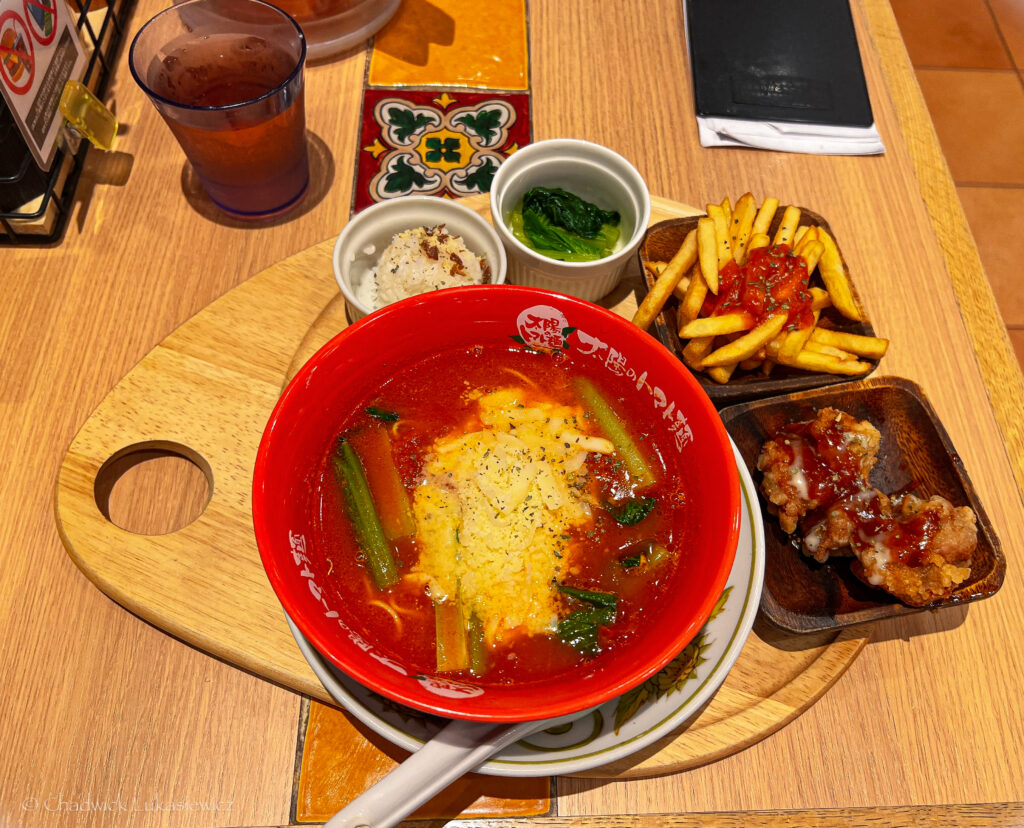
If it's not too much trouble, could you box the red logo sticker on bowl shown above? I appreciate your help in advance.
[512,303,696,452]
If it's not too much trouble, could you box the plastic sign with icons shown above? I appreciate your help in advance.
[0,0,85,169]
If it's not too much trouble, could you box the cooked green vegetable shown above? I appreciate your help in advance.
[558,585,618,610]
[574,377,657,489]
[605,496,657,526]
[557,607,615,655]
[434,598,468,672]
[556,585,618,655]
[467,611,489,677]
[331,440,399,590]
[526,187,619,237]
[508,187,621,262]
[365,406,400,423]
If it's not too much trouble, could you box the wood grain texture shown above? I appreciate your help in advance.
[3,0,1024,824]
[55,194,867,782]
[390,803,1024,827]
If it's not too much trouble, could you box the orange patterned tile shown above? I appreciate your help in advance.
[916,69,1024,183]
[294,701,550,823]
[957,186,1024,326]
[891,0,1012,68]
[369,0,528,89]
[990,0,1024,68]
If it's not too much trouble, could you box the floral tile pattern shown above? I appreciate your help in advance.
[351,0,531,211]
[353,88,531,212]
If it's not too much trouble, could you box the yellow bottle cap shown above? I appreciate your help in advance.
[60,79,118,151]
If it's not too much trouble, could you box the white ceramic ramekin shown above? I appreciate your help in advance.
[489,139,651,302]
[333,196,508,322]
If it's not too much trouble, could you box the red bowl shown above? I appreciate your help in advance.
[253,285,740,722]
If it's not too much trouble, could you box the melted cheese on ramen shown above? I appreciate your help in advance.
[412,387,613,642]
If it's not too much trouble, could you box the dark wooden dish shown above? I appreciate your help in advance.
[639,207,880,404]
[719,376,1005,633]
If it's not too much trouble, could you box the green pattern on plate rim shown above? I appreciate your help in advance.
[611,585,732,735]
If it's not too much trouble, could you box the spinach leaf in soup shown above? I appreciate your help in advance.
[605,496,657,526]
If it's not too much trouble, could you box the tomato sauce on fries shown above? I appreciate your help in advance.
[633,193,890,384]
[706,244,814,328]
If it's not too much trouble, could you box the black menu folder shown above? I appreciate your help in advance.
[686,0,874,129]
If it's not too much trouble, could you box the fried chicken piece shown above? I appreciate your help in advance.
[849,494,977,606]
[757,408,881,535]
[802,487,890,563]
[757,408,978,606]
[757,438,808,534]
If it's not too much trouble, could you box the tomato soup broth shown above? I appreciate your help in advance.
[312,344,694,686]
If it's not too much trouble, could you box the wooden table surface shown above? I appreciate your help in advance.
[5,0,1024,825]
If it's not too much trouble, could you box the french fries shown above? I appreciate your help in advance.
[751,197,778,237]
[696,217,719,295]
[682,335,714,369]
[706,204,732,274]
[702,314,787,368]
[818,228,864,321]
[808,327,889,360]
[730,193,758,266]
[773,206,802,247]
[679,263,708,325]
[679,312,753,338]
[634,193,889,385]
[633,229,697,331]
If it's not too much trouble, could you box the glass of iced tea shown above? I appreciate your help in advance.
[129,0,309,219]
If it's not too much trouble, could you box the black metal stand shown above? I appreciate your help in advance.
[0,0,133,245]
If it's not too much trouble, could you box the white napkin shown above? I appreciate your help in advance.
[697,116,885,155]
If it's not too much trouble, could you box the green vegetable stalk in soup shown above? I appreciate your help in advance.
[508,187,621,262]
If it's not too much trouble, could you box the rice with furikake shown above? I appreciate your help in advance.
[364,224,490,310]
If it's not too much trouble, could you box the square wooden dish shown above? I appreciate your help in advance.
[639,207,880,404]
[718,376,1005,633]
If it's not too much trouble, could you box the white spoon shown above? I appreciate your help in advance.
[285,614,587,827]
[323,715,559,828]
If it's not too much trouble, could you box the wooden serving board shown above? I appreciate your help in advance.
[55,194,868,778]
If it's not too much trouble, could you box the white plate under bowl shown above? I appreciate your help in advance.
[287,441,763,777]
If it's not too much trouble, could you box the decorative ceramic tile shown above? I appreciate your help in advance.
[353,87,530,212]
[369,0,528,90]
[293,700,551,823]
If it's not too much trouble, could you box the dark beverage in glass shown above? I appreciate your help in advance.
[130,0,309,219]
